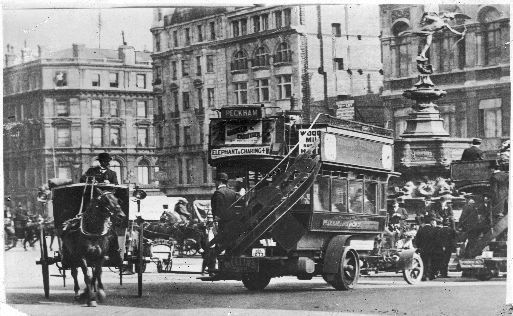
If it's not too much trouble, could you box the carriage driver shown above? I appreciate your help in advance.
[80,153,119,185]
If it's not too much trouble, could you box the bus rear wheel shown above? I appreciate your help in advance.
[242,272,271,291]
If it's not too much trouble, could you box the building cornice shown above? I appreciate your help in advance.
[3,88,155,99]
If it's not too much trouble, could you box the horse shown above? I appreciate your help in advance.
[60,188,125,307]
[23,215,43,250]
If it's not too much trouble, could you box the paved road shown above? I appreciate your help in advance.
[3,241,511,316]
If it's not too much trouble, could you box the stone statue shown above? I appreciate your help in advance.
[400,11,471,62]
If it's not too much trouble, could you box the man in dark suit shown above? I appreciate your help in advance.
[211,173,238,230]
[80,152,119,185]
[461,138,484,161]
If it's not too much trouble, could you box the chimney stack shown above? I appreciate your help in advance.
[72,43,85,58]
[5,44,17,67]
[118,44,135,65]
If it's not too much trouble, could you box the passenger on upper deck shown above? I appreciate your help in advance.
[461,138,484,161]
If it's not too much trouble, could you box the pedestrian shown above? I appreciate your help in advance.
[461,138,484,161]
[80,152,118,184]
[207,172,238,274]
[388,200,408,246]
[413,213,438,280]
[458,195,489,258]
[434,196,455,230]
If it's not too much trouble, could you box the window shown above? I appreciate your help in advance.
[137,128,148,146]
[173,30,178,47]
[393,41,409,77]
[207,55,214,72]
[137,160,150,185]
[183,92,190,110]
[457,38,466,70]
[92,127,103,146]
[156,96,163,116]
[92,99,102,117]
[232,21,239,37]
[261,14,269,30]
[203,157,208,183]
[185,28,191,46]
[253,47,270,67]
[55,71,67,86]
[110,100,119,117]
[275,42,291,63]
[197,25,203,42]
[92,73,101,87]
[56,99,69,116]
[209,21,215,40]
[155,33,161,51]
[232,51,248,70]
[175,124,180,145]
[170,61,177,80]
[154,66,162,84]
[196,56,202,75]
[137,101,147,117]
[479,98,502,138]
[56,127,71,147]
[277,75,292,99]
[255,79,270,102]
[484,25,502,65]
[173,91,179,113]
[177,158,183,184]
[167,31,172,49]
[182,59,190,77]
[184,126,192,145]
[110,160,121,182]
[58,165,72,180]
[186,159,193,184]
[109,73,119,87]
[364,182,377,214]
[332,23,341,37]
[275,11,282,28]
[197,88,203,109]
[283,8,291,26]
[234,82,248,104]
[326,177,345,212]
[157,126,164,148]
[253,16,260,32]
[110,127,120,146]
[136,74,146,88]
[241,19,247,35]
[207,88,215,107]
[348,180,364,213]
[334,58,344,70]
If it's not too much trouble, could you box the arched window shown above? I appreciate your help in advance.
[478,6,501,23]
[110,160,122,183]
[275,42,291,63]
[232,50,248,71]
[137,160,150,185]
[478,6,503,65]
[391,20,409,37]
[253,46,270,67]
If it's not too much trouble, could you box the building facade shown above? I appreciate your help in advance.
[3,44,158,211]
[150,5,384,201]
[380,4,510,156]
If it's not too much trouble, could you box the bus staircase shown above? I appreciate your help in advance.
[202,149,321,280]
[463,213,508,259]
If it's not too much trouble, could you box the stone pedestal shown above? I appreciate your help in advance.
[394,73,473,183]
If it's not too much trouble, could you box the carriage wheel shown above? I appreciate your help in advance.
[183,238,198,256]
[402,252,424,285]
[39,227,50,298]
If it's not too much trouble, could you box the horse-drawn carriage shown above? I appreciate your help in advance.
[35,181,145,305]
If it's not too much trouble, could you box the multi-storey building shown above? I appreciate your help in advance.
[3,43,157,211]
[150,5,384,201]
[380,4,510,156]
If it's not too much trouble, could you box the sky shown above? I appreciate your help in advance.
[2,7,154,56]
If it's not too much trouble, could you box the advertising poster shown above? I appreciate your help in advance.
[225,121,262,145]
